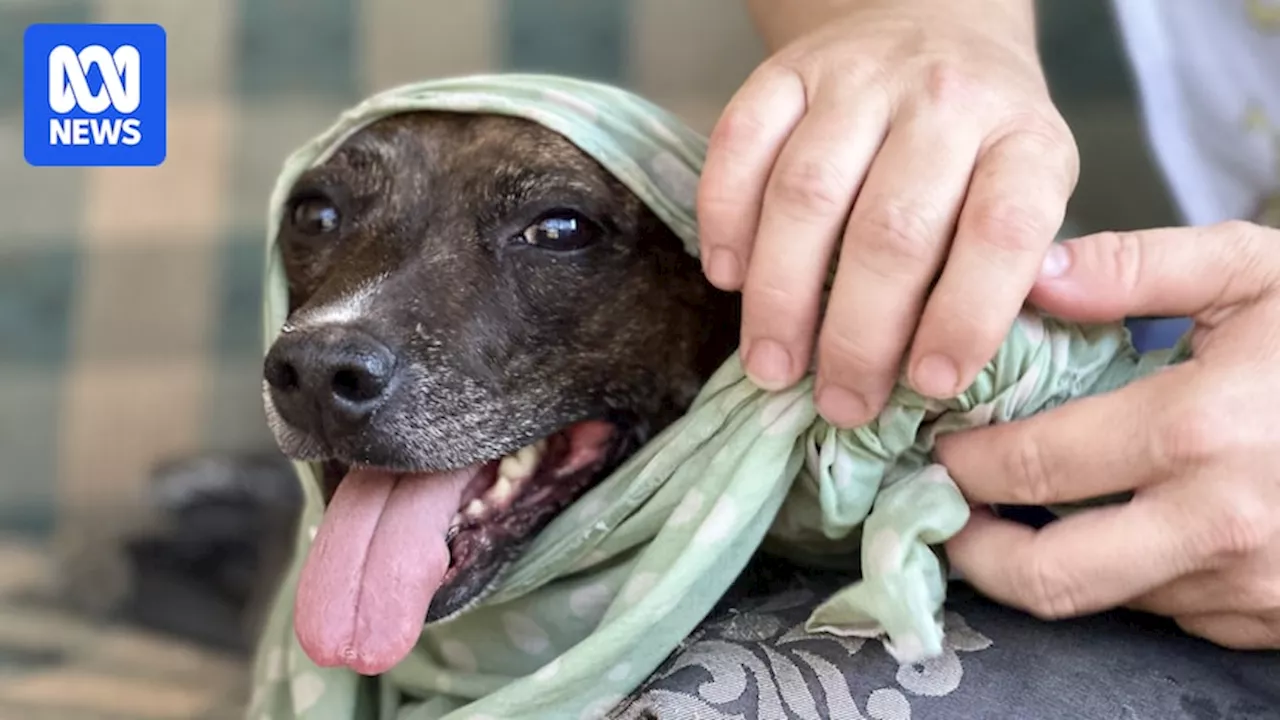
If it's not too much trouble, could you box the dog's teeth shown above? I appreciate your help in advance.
[499,440,546,480]
[489,475,516,501]
[448,513,463,532]
[464,499,486,519]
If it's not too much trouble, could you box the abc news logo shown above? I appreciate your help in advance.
[48,43,143,147]
[24,23,167,167]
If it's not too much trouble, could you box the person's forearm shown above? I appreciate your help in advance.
[745,0,1038,51]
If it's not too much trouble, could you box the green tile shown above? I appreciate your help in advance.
[70,244,216,363]
[208,234,272,452]
[204,358,276,453]
[0,370,61,538]
[227,100,353,234]
[0,117,85,245]
[0,245,78,368]
[0,0,91,113]
[235,0,358,100]
[213,235,265,359]
[500,0,628,83]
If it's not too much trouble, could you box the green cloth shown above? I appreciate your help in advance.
[248,74,1191,720]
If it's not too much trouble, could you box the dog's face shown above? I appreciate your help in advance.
[263,111,737,673]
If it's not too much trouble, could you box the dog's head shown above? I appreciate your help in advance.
[263,111,737,673]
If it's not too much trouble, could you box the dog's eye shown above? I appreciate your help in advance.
[518,212,600,251]
[291,197,341,235]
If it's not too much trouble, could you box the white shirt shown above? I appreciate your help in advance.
[1110,0,1280,226]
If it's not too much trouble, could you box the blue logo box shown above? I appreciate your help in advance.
[24,23,167,167]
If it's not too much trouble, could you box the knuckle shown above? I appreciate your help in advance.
[1086,230,1147,299]
[964,200,1055,255]
[854,201,940,271]
[1002,120,1081,187]
[745,278,807,320]
[1007,439,1060,506]
[1205,494,1273,559]
[1244,575,1280,610]
[1011,119,1077,159]
[1212,220,1273,281]
[708,103,772,155]
[1173,617,1216,645]
[818,55,881,86]
[1212,219,1261,245]
[769,156,856,216]
[819,325,883,379]
[921,60,976,108]
[710,63,802,149]
[1156,393,1235,467]
[1014,550,1084,620]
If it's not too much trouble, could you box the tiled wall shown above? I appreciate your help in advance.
[0,0,1172,540]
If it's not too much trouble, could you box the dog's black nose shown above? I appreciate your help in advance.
[264,326,398,433]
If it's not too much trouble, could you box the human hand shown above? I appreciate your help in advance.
[699,0,1078,427]
[935,223,1280,649]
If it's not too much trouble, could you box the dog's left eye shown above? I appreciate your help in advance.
[291,197,342,236]
[518,212,600,251]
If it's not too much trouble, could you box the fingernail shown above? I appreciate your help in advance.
[744,339,792,389]
[816,383,870,428]
[913,354,959,397]
[704,248,741,287]
[1040,242,1072,279]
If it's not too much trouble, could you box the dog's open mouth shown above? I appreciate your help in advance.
[293,419,619,676]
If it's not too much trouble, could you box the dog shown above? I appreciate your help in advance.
[262,110,740,674]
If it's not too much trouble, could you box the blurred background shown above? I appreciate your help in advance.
[0,0,1177,717]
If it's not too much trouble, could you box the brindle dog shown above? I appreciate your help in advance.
[262,111,739,673]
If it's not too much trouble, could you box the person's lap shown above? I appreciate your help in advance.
[611,555,1280,720]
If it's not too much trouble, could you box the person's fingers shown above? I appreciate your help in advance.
[739,83,892,390]
[1175,612,1280,650]
[933,363,1198,506]
[907,125,1077,398]
[1128,564,1280,617]
[698,65,807,291]
[945,483,1234,619]
[1028,222,1280,323]
[812,109,980,424]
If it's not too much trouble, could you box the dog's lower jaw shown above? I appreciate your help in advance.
[424,550,510,624]
[425,421,641,622]
[286,415,635,674]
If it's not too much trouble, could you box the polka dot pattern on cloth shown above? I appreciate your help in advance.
[289,673,325,713]
[502,612,552,656]
[693,497,739,547]
[667,488,705,527]
[569,582,615,619]
[439,639,479,673]
[533,657,561,682]
[621,572,659,605]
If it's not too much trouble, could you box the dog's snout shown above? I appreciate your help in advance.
[265,326,398,435]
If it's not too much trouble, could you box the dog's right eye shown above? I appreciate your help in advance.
[291,197,342,236]
[517,211,601,252]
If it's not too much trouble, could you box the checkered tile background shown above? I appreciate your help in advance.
[0,0,768,543]
[0,0,1171,547]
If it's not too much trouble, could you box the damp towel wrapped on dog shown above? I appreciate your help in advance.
[248,74,1191,719]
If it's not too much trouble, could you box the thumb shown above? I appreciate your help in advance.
[1027,222,1280,323]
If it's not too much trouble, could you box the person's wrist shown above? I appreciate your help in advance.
[745,0,1038,52]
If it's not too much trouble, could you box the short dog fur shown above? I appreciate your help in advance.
[263,111,740,624]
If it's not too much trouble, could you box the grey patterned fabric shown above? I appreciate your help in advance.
[610,557,1280,720]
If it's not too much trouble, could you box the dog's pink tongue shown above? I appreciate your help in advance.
[295,467,472,675]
